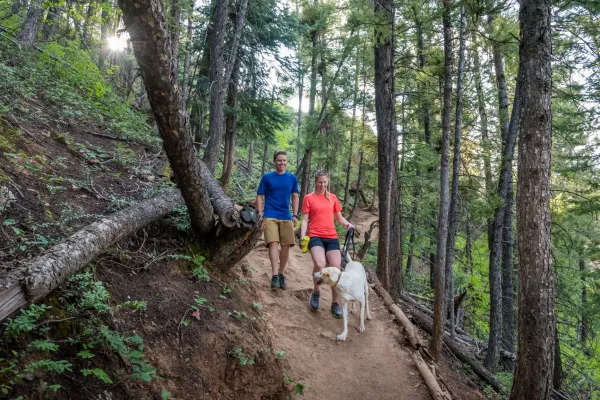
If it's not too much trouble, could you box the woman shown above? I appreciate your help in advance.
[299,170,354,319]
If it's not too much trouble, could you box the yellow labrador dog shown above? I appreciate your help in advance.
[313,255,372,341]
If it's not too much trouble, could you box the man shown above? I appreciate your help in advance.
[256,150,299,290]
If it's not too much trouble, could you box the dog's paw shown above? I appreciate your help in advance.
[336,332,347,341]
[366,315,372,321]
[359,325,365,333]
[350,305,356,315]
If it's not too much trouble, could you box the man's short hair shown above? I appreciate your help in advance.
[273,150,287,161]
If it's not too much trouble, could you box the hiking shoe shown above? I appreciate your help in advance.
[278,274,287,290]
[331,302,343,319]
[309,291,320,311]
[271,275,280,290]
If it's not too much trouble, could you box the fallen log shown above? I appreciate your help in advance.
[0,190,183,322]
[396,296,504,393]
[412,351,452,400]
[366,268,422,349]
[400,293,516,362]
[365,268,451,400]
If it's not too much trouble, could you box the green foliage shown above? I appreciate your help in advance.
[81,368,113,384]
[231,347,255,366]
[63,272,111,313]
[3,304,51,340]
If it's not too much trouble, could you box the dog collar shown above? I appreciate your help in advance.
[331,271,343,288]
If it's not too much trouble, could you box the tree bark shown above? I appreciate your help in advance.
[169,0,181,72]
[374,0,402,299]
[247,139,254,175]
[261,140,268,177]
[431,0,453,361]
[509,0,554,396]
[0,190,183,322]
[223,0,248,91]
[203,0,229,174]
[43,4,61,41]
[182,9,193,109]
[349,150,364,221]
[501,177,515,368]
[18,0,44,47]
[485,65,523,372]
[344,44,361,207]
[471,29,493,252]
[118,0,239,231]
[579,257,588,344]
[444,6,466,339]
[221,57,240,186]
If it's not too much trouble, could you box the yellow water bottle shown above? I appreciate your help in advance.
[301,236,310,253]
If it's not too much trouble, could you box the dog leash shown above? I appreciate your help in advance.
[341,228,355,271]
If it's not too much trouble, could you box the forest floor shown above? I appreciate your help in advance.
[244,209,486,399]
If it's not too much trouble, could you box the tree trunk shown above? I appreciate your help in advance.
[465,204,473,273]
[349,150,364,220]
[471,29,494,253]
[98,7,108,71]
[430,0,453,361]
[344,44,361,207]
[0,190,183,322]
[43,5,60,41]
[223,0,248,91]
[221,57,240,186]
[444,5,466,339]
[118,0,238,232]
[261,140,268,177]
[18,0,44,46]
[182,10,193,109]
[501,178,515,368]
[579,257,588,344]
[374,0,402,299]
[82,0,96,47]
[202,0,229,174]
[299,25,319,208]
[247,139,254,175]
[509,0,554,396]
[485,65,523,373]
[169,0,181,72]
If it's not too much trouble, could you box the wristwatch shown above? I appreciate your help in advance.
[293,214,299,218]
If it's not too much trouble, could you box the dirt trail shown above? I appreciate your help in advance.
[245,209,429,400]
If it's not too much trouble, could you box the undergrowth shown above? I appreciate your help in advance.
[0,271,160,398]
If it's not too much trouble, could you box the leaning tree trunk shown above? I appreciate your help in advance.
[118,0,239,233]
[202,0,229,174]
[18,0,44,46]
[43,4,61,41]
[430,0,453,362]
[169,0,181,72]
[509,0,554,396]
[374,0,402,299]
[444,5,466,339]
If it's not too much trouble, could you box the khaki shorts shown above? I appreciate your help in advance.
[263,218,295,247]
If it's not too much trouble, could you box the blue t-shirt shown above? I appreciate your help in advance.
[257,171,299,220]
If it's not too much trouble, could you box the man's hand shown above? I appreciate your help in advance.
[292,215,298,227]
[346,222,355,230]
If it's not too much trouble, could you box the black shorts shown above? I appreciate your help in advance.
[308,237,340,252]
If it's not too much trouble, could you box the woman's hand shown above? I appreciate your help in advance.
[346,222,354,230]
